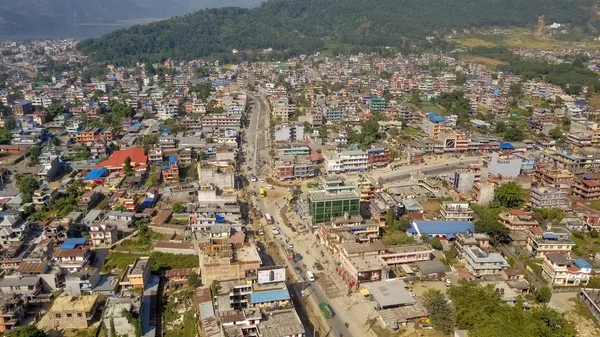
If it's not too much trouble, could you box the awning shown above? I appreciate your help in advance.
[360,288,370,296]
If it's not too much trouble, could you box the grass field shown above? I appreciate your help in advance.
[460,54,507,69]
[421,101,445,114]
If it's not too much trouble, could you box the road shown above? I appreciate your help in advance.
[370,156,481,182]
[245,92,270,177]
[499,244,544,291]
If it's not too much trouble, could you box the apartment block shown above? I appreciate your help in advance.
[490,152,522,178]
[440,202,474,221]
[422,113,447,139]
[367,148,391,167]
[526,227,574,258]
[324,150,368,174]
[308,179,360,224]
[542,253,591,287]
[530,184,569,209]
[499,210,539,232]
[572,176,600,201]
[464,247,509,278]
[534,167,575,185]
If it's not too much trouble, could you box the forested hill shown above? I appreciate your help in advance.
[0,0,263,40]
[77,0,595,65]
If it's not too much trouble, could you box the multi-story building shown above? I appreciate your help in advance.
[75,128,114,144]
[534,167,575,185]
[572,176,600,201]
[162,156,180,184]
[367,148,391,167]
[541,148,600,171]
[47,294,99,329]
[579,288,600,322]
[464,247,509,278]
[11,101,33,115]
[323,107,344,121]
[271,101,296,122]
[453,168,482,194]
[274,160,316,181]
[490,152,522,178]
[324,150,368,174]
[202,114,242,128]
[370,97,386,112]
[378,245,432,266]
[0,294,25,333]
[526,227,574,258]
[89,224,118,246]
[54,238,91,273]
[530,184,569,209]
[499,210,539,232]
[120,257,150,289]
[422,113,447,139]
[338,242,388,285]
[440,202,474,221]
[274,124,304,143]
[542,253,591,287]
[308,179,360,224]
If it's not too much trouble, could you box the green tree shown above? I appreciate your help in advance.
[4,115,17,130]
[387,127,399,138]
[124,156,133,173]
[409,90,421,107]
[15,174,40,203]
[494,182,524,208]
[430,236,443,250]
[504,126,525,142]
[47,103,66,118]
[172,203,185,214]
[535,285,552,303]
[28,146,42,166]
[495,121,507,134]
[189,272,201,287]
[549,127,564,142]
[10,325,47,337]
[423,289,454,334]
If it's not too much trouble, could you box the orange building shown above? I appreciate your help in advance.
[98,147,147,172]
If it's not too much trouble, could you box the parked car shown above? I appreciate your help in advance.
[288,243,294,249]
[294,267,302,274]
[295,253,303,260]
[313,262,323,271]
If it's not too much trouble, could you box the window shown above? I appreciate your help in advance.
[67,313,72,318]
[55,314,61,318]
[77,313,83,318]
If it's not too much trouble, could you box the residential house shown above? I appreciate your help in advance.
[526,227,574,258]
[0,276,43,301]
[572,176,600,201]
[0,294,25,333]
[530,184,569,209]
[542,253,591,287]
[89,224,118,246]
[464,247,509,278]
[498,210,539,232]
[54,238,91,273]
[120,257,150,289]
[440,202,474,221]
[46,294,99,329]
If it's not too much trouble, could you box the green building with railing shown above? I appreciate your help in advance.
[308,178,360,224]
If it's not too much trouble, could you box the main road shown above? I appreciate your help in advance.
[370,156,481,182]
[245,92,270,177]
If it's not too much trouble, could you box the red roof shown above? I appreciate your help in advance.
[98,147,147,170]
[509,209,530,216]
[529,227,543,234]
[581,179,600,188]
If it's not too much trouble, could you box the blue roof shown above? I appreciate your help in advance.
[168,156,178,164]
[83,167,107,180]
[575,259,592,269]
[542,233,558,240]
[426,113,446,123]
[499,142,515,150]
[162,165,170,170]
[408,220,474,239]
[61,238,87,250]
[250,289,291,304]
[17,100,31,106]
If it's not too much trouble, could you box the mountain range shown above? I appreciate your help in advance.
[0,0,263,40]
[76,0,597,65]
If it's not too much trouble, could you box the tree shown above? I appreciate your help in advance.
[124,156,133,173]
[172,203,185,214]
[430,236,442,250]
[423,289,454,334]
[4,115,16,130]
[28,146,42,166]
[549,127,563,142]
[387,127,399,138]
[475,217,510,246]
[409,90,422,107]
[495,121,507,134]
[10,326,47,337]
[494,182,524,208]
[47,103,66,118]
[591,229,599,238]
[189,273,201,287]
[504,126,525,142]
[535,285,552,303]
[15,175,40,203]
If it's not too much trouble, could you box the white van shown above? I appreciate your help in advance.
[306,270,316,282]
[266,184,274,189]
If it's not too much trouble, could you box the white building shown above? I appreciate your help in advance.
[325,150,368,174]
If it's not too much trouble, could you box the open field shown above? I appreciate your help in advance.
[459,54,507,68]
[420,101,445,114]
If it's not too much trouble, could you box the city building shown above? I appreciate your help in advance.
[464,247,509,278]
[46,294,99,329]
[89,223,118,246]
[534,167,575,185]
[440,202,474,221]
[542,253,591,287]
[11,101,33,115]
[490,152,522,178]
[526,227,574,258]
[370,97,386,112]
[579,288,600,322]
[453,169,482,194]
[0,294,25,333]
[75,128,114,143]
[530,184,569,209]
[572,176,600,201]
[120,257,150,289]
[422,113,447,139]
[338,242,388,286]
[324,150,368,173]
[162,156,180,184]
[367,148,391,167]
[498,210,539,232]
[308,179,360,224]
[407,220,474,239]
[98,147,148,172]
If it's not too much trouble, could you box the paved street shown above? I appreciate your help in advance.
[371,156,481,182]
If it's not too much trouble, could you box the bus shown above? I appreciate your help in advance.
[264,213,274,225]
[259,187,265,198]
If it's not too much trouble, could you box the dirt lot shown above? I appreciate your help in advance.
[549,293,600,337]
